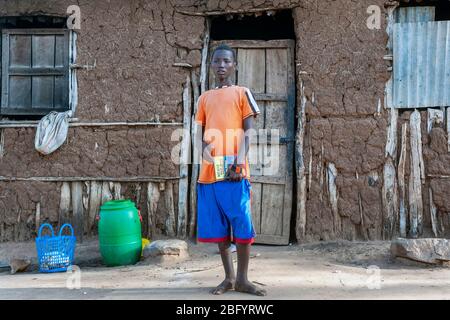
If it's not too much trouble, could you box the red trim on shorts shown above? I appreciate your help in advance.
[234,237,255,245]
[197,236,231,243]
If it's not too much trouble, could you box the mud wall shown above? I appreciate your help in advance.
[0,0,202,241]
[0,0,449,243]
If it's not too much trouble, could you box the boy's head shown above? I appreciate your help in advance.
[211,44,236,83]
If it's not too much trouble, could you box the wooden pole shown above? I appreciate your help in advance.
[165,182,176,237]
[146,182,160,239]
[398,123,408,237]
[295,80,307,242]
[189,70,201,238]
[178,75,192,238]
[409,110,424,237]
[71,182,84,242]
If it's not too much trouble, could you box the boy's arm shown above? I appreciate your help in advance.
[226,116,254,181]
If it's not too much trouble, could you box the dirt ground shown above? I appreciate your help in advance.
[1,239,450,300]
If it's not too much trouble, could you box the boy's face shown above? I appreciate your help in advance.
[211,49,236,82]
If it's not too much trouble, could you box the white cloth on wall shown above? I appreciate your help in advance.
[35,110,72,155]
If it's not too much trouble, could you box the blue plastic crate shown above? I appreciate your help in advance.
[35,223,76,273]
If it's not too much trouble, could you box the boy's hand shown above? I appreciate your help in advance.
[225,164,244,182]
[202,143,214,163]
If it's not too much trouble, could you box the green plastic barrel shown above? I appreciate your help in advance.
[98,199,142,267]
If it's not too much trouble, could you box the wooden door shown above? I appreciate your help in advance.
[208,40,295,245]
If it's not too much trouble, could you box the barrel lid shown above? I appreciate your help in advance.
[100,199,136,211]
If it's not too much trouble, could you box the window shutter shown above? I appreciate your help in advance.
[1,29,69,115]
[393,21,450,108]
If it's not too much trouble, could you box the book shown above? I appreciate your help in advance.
[213,156,225,180]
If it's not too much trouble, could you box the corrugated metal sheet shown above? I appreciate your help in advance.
[393,21,450,108]
[395,7,435,23]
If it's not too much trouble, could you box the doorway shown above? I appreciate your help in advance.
[206,10,296,245]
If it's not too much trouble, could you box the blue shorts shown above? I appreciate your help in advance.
[197,179,255,244]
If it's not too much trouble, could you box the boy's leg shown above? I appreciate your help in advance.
[235,243,267,296]
[211,240,236,295]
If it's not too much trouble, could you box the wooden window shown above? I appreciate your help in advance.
[1,29,70,115]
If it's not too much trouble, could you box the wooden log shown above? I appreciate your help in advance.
[385,106,398,158]
[189,69,200,238]
[295,80,307,241]
[0,129,4,158]
[176,6,298,16]
[113,182,122,200]
[178,75,192,239]
[429,188,439,237]
[146,182,160,239]
[382,157,398,239]
[200,20,210,93]
[82,181,90,233]
[35,202,40,234]
[327,163,340,237]
[173,62,193,68]
[59,182,71,227]
[165,182,176,237]
[88,181,102,236]
[71,182,84,242]
[398,123,408,237]
[101,182,113,204]
[409,110,424,237]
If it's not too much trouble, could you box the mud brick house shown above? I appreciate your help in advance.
[0,0,449,244]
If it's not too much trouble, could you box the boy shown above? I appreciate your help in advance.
[195,44,266,296]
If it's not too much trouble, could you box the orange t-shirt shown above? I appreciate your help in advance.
[195,85,261,184]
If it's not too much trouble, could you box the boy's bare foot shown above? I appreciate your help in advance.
[235,280,267,296]
[211,279,235,295]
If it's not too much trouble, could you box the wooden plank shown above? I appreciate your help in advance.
[101,182,113,204]
[248,176,285,185]
[147,182,160,239]
[71,181,84,242]
[0,129,4,158]
[237,48,265,93]
[253,93,287,101]
[178,75,191,238]
[32,35,55,68]
[210,40,294,49]
[409,110,424,237]
[35,202,41,234]
[189,69,200,238]
[296,80,307,241]
[327,163,341,237]
[260,184,284,236]
[382,157,398,239]
[255,234,289,245]
[82,181,90,234]
[9,34,31,67]
[385,106,398,158]
[88,181,102,236]
[165,182,176,237]
[32,76,54,109]
[59,182,71,227]
[398,123,408,237]
[200,18,210,93]
[250,182,262,234]
[9,76,31,109]
[113,182,122,200]
[429,188,438,237]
